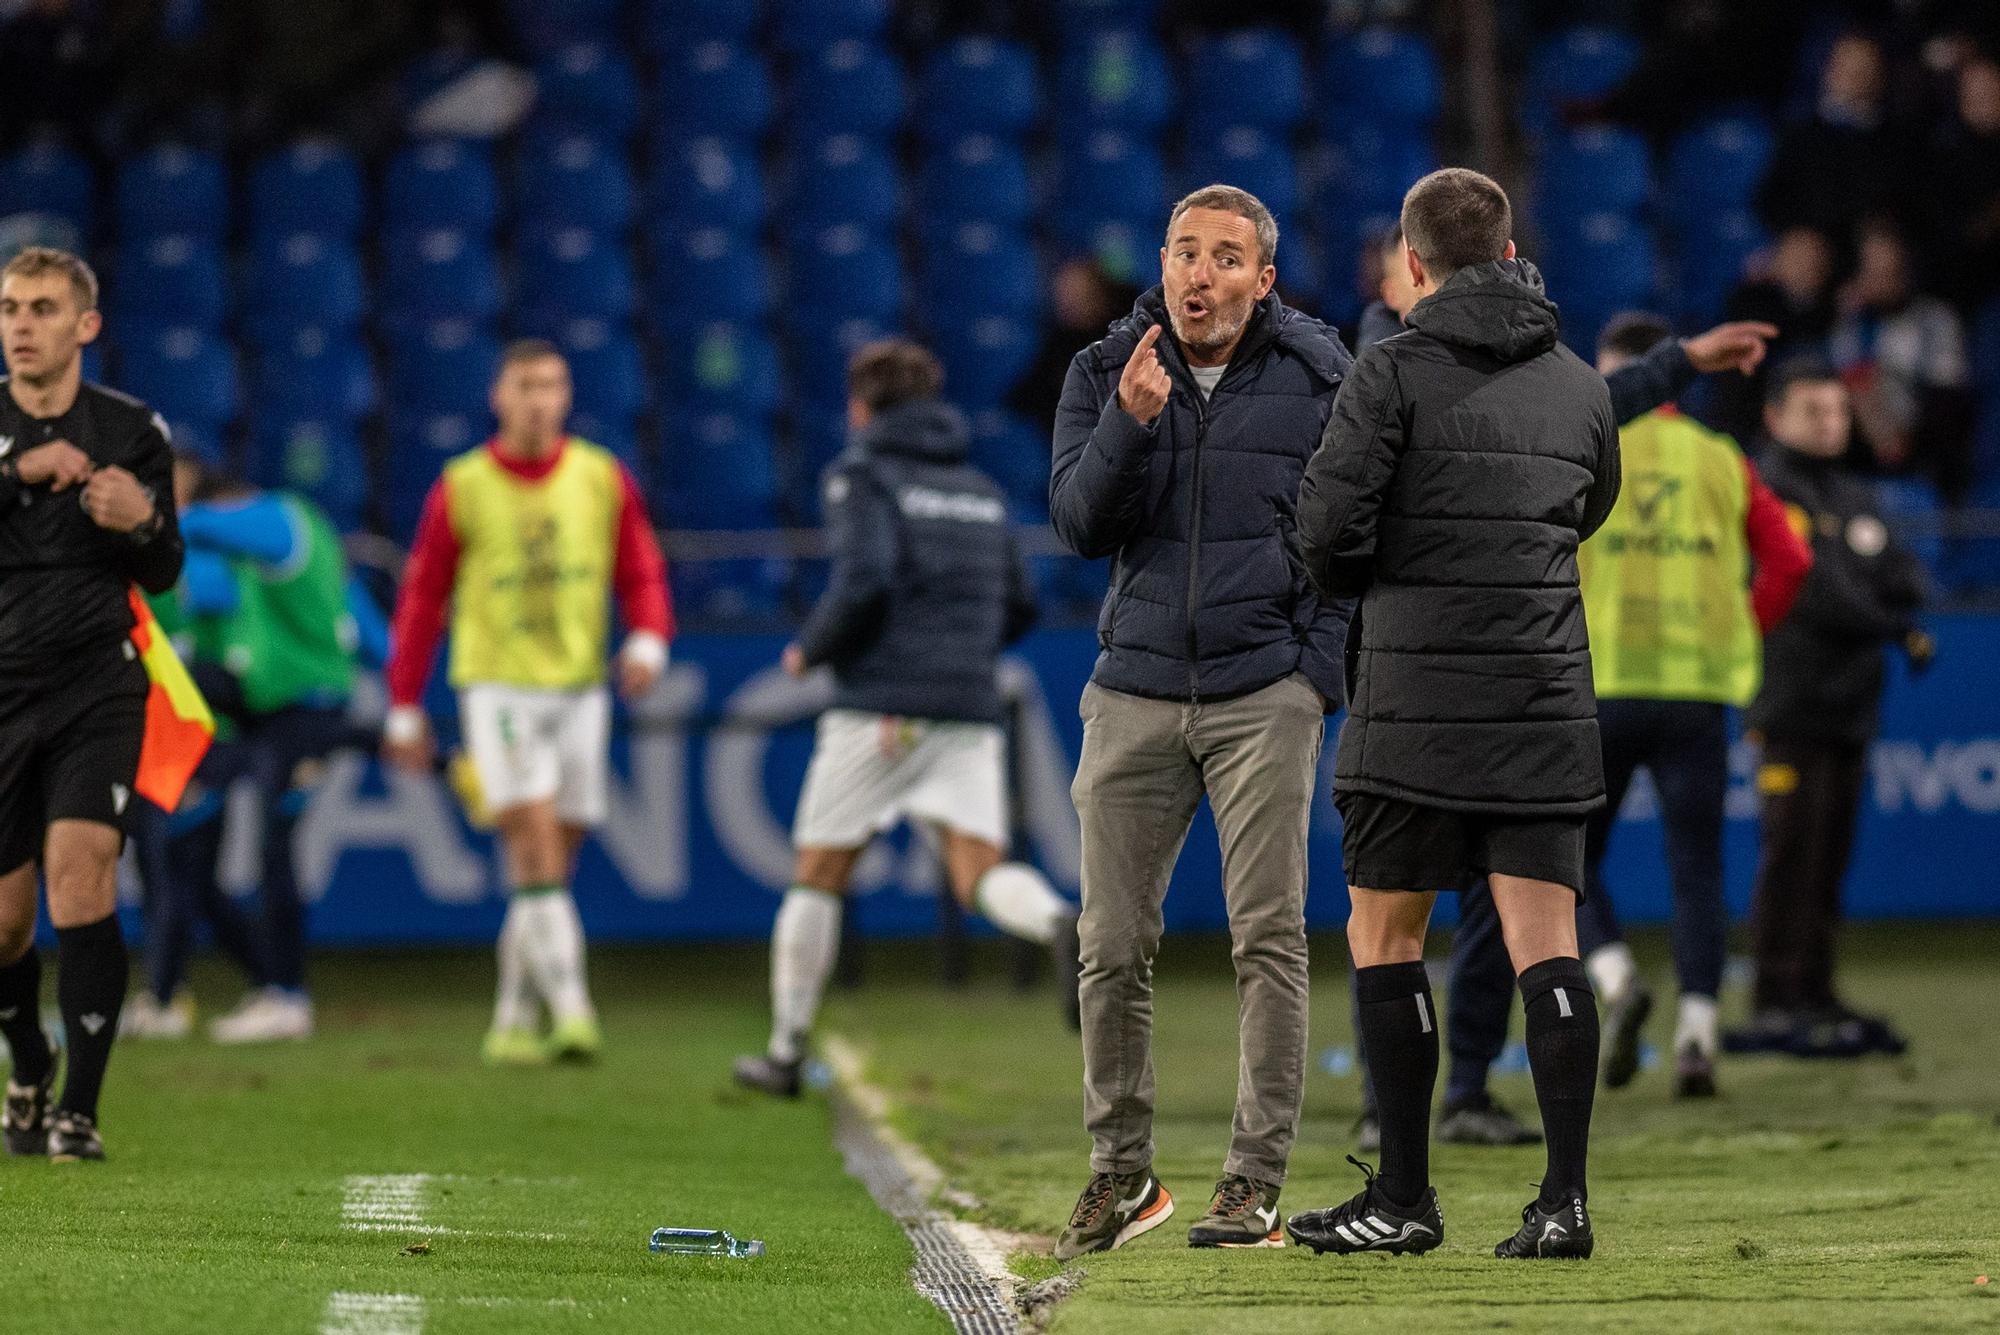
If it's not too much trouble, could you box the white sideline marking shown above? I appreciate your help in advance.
[339,1173,569,1241]
[822,1034,1027,1305]
[321,1292,425,1335]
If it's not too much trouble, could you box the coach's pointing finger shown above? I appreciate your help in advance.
[1118,323,1172,426]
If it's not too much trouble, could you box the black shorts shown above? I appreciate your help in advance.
[1336,789,1587,899]
[0,641,148,874]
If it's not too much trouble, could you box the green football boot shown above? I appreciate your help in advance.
[1187,1174,1285,1248]
[545,1014,603,1063]
[1055,1169,1175,1261]
[482,1027,548,1067]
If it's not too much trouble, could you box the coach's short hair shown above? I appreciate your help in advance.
[1166,184,1279,266]
[1764,355,1841,407]
[2,245,98,311]
[1400,168,1512,281]
[1598,311,1674,360]
[848,338,943,413]
[495,337,565,377]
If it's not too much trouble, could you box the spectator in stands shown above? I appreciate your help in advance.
[1009,257,1138,432]
[1355,224,1421,352]
[1926,54,2000,309]
[1718,226,1839,444]
[1727,357,1931,1061]
[1759,31,1909,241]
[1830,219,1975,500]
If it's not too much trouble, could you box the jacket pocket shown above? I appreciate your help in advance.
[1274,513,1311,641]
[1097,555,1122,650]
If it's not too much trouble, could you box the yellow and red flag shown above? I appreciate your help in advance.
[126,588,215,811]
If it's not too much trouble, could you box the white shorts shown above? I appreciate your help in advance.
[459,683,611,827]
[792,710,1009,851]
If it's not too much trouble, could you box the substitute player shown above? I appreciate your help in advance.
[0,247,184,1160]
[382,339,671,1065]
[733,340,1077,1099]
[1290,170,1618,1260]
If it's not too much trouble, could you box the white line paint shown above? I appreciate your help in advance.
[320,1292,425,1335]
[342,1174,431,1229]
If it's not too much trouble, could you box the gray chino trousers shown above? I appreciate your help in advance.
[1071,672,1323,1187]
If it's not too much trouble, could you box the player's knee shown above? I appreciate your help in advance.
[793,846,860,894]
[0,875,33,962]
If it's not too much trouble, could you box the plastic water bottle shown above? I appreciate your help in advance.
[649,1228,765,1258]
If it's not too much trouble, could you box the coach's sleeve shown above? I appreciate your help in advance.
[1297,346,1403,599]
[1049,352,1153,560]
[795,465,897,668]
[1604,337,1695,427]
[120,412,185,594]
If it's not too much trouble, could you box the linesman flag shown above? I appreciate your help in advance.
[126,587,215,811]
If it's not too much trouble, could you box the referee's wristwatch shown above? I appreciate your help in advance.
[127,483,166,544]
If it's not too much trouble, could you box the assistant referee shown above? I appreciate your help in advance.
[0,247,183,1162]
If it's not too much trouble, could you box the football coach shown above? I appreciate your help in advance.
[1048,184,1354,1258]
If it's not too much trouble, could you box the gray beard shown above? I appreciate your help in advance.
[1169,305,1249,357]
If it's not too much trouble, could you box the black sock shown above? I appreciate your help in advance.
[1520,957,1598,1208]
[55,915,127,1119]
[1352,961,1438,1208]
[0,947,53,1084]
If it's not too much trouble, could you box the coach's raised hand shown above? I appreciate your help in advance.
[1117,323,1172,425]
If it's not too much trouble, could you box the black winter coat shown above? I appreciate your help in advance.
[1297,260,1621,815]
[1746,447,1925,747]
[1050,288,1354,706]
[796,399,1036,724]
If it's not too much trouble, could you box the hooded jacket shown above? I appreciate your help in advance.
[1050,287,1354,706]
[796,398,1036,724]
[1297,259,1620,814]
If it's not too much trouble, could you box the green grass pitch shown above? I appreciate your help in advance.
[2,923,1996,1333]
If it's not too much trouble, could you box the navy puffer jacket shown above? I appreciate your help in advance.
[796,399,1036,724]
[1049,288,1354,706]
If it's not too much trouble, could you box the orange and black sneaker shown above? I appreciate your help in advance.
[1055,1169,1174,1261]
[1187,1174,1284,1248]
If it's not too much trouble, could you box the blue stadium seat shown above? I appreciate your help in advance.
[0,139,94,234]
[114,144,228,240]
[789,39,906,139]
[254,327,377,420]
[1972,296,2000,394]
[1054,130,1167,246]
[919,136,1033,229]
[385,411,484,537]
[921,222,1037,325]
[917,37,1039,141]
[1541,212,1660,313]
[1187,28,1306,132]
[566,410,641,470]
[649,227,773,327]
[658,410,781,528]
[640,0,760,53]
[1664,113,1778,221]
[934,316,1038,411]
[1321,27,1443,126]
[248,414,368,529]
[1183,126,1298,224]
[244,234,367,343]
[968,409,1052,516]
[514,227,638,326]
[786,225,903,324]
[1056,31,1175,133]
[1674,209,1765,324]
[382,140,500,233]
[786,134,901,233]
[249,140,365,240]
[515,133,636,235]
[1053,0,1162,36]
[556,318,648,420]
[783,315,897,405]
[534,43,642,141]
[381,228,504,336]
[649,136,765,232]
[771,0,889,53]
[1536,126,1653,218]
[119,327,239,430]
[1317,120,1439,215]
[1524,26,1640,142]
[659,322,783,417]
[388,321,504,414]
[657,41,775,139]
[112,235,227,332]
[507,0,622,55]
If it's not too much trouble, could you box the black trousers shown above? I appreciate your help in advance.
[1577,698,1730,1000]
[1749,736,1869,1013]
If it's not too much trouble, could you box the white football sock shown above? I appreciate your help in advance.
[1675,993,1720,1057]
[1585,942,1638,1005]
[769,887,841,1064]
[972,862,1072,946]
[516,889,595,1024]
[490,897,535,1033]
